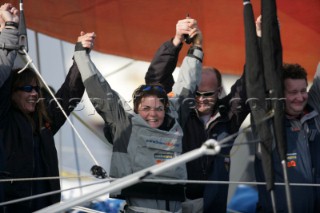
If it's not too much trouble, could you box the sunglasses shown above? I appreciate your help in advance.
[141,85,166,93]
[133,85,167,104]
[16,85,40,93]
[195,90,218,97]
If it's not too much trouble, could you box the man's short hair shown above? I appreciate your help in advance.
[202,66,222,87]
[282,63,307,82]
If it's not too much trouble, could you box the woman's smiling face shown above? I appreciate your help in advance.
[12,79,39,114]
[137,95,165,128]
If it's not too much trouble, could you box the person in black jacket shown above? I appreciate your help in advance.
[0,3,87,212]
[145,17,249,213]
[254,64,320,213]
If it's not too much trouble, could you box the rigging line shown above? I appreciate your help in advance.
[0,178,112,206]
[72,206,105,213]
[71,112,112,149]
[217,109,274,147]
[4,173,319,189]
[140,179,320,187]
[220,139,261,149]
[19,48,100,166]
[17,59,31,73]
[230,139,261,147]
[219,139,260,158]
[0,175,105,182]
[71,120,84,195]
[58,40,66,174]
[59,39,84,195]
[104,59,136,78]
[6,175,319,192]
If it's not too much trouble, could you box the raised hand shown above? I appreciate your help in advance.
[256,15,262,37]
[0,3,19,31]
[77,31,96,50]
[173,18,199,46]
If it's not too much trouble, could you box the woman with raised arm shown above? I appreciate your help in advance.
[74,23,203,212]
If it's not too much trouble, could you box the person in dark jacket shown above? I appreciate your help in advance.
[145,17,249,213]
[0,3,86,212]
[253,15,319,213]
[255,63,320,213]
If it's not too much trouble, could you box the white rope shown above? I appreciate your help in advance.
[140,179,320,187]
[0,175,99,182]
[17,59,32,74]
[72,206,105,213]
[1,174,320,188]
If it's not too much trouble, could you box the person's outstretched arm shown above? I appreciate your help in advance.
[145,18,199,93]
[170,19,203,126]
[0,3,19,121]
[0,3,19,88]
[73,31,132,145]
[48,61,86,135]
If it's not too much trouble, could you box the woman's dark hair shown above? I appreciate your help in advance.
[11,67,51,132]
[132,84,168,113]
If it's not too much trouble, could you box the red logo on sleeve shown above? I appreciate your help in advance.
[287,160,296,168]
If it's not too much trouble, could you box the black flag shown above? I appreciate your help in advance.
[261,0,286,163]
[243,0,275,191]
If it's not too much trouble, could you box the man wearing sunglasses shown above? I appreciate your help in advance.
[194,67,222,122]
[145,17,249,213]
